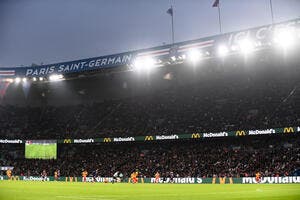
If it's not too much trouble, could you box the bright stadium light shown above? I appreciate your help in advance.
[238,39,255,54]
[32,77,37,82]
[170,56,176,61]
[231,45,238,51]
[22,78,27,83]
[49,74,64,81]
[14,77,21,84]
[39,77,44,81]
[5,78,14,83]
[273,28,297,49]
[133,56,156,72]
[218,45,229,57]
[187,48,202,63]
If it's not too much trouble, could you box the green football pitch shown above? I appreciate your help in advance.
[0,181,299,200]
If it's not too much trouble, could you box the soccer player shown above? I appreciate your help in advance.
[82,170,88,182]
[6,169,12,180]
[130,171,138,184]
[41,170,47,182]
[154,172,160,183]
[255,172,261,183]
[118,172,123,182]
[54,169,60,181]
[112,171,119,184]
[92,169,99,183]
[169,171,174,183]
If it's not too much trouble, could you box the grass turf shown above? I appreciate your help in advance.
[0,181,300,200]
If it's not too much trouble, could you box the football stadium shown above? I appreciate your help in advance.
[0,1,300,200]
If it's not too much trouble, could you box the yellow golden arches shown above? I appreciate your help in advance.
[63,139,72,143]
[103,138,112,142]
[283,127,294,133]
[235,130,246,136]
[191,133,200,138]
[144,136,154,141]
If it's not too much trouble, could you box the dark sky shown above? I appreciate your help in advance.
[0,0,299,68]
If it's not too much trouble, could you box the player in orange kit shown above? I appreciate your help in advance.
[255,172,261,183]
[131,171,138,184]
[154,172,160,183]
[82,170,88,182]
[6,169,12,180]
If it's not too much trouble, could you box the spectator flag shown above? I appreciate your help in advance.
[167,6,175,44]
[212,0,222,33]
[167,7,173,16]
[212,0,219,7]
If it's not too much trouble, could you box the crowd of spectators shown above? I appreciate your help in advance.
[1,135,299,178]
[0,74,299,140]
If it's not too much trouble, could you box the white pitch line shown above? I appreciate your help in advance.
[56,196,112,200]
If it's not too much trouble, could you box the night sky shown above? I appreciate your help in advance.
[0,0,299,68]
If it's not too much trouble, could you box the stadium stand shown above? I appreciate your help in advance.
[0,135,299,178]
[0,52,299,139]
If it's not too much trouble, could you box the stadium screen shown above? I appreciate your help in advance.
[25,140,57,159]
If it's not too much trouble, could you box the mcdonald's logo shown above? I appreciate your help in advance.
[236,130,246,136]
[144,136,154,141]
[191,133,200,139]
[63,139,72,144]
[103,138,112,142]
[283,127,294,133]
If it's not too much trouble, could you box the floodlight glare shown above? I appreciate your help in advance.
[22,78,27,83]
[15,77,21,84]
[238,39,254,54]
[5,78,14,83]
[273,28,296,49]
[133,56,156,72]
[218,45,229,57]
[187,49,202,63]
[39,77,44,81]
[231,45,238,51]
[32,77,37,82]
[171,56,176,61]
[49,74,64,81]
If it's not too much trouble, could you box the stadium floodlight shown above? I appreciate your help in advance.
[273,27,296,49]
[39,77,44,81]
[22,78,27,83]
[218,45,229,57]
[49,74,64,81]
[231,45,238,51]
[170,56,176,61]
[5,78,14,83]
[187,48,202,63]
[14,77,21,84]
[238,39,254,54]
[32,77,37,82]
[133,56,156,72]
[255,41,263,47]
